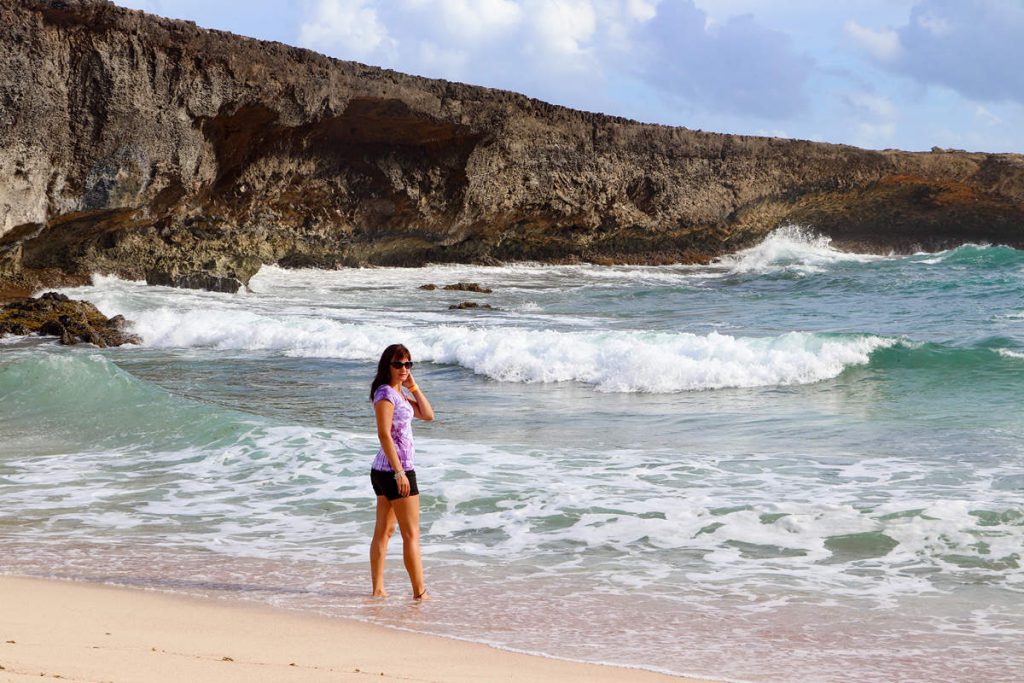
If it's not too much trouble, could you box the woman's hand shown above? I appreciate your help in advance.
[403,373,434,421]
[396,471,410,497]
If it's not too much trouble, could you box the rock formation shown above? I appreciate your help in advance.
[449,302,493,310]
[0,291,141,345]
[443,282,492,293]
[1,0,1022,294]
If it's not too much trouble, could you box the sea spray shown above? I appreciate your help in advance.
[716,224,886,275]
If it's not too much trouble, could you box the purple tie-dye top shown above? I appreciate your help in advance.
[372,384,415,472]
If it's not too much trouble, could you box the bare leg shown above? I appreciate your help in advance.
[391,494,429,599]
[370,495,396,597]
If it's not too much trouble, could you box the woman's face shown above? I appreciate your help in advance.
[389,354,412,384]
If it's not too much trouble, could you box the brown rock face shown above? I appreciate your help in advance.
[0,291,141,346]
[1,0,1023,293]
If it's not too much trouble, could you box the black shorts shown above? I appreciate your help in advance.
[370,468,419,500]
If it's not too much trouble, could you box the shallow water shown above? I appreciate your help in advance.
[2,227,1022,682]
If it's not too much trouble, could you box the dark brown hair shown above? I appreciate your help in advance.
[370,344,411,402]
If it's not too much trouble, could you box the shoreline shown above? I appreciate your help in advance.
[0,574,723,683]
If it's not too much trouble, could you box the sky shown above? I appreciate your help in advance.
[110,0,1024,153]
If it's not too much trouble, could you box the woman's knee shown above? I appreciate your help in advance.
[373,523,397,543]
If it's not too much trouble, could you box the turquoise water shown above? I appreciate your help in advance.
[1,227,1022,682]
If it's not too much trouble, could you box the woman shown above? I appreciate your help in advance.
[369,343,434,600]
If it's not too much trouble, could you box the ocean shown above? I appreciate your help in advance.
[1,226,1022,682]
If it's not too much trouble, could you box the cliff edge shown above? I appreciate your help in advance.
[2,0,1023,293]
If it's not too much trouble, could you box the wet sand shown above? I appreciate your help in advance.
[0,575,719,682]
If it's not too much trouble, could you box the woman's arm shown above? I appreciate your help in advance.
[374,399,410,496]
[403,372,434,421]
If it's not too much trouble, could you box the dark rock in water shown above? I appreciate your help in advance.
[0,321,30,336]
[442,282,493,293]
[145,268,245,294]
[36,317,79,345]
[1,0,1023,297]
[422,282,493,293]
[80,327,107,347]
[449,301,494,310]
[107,314,129,330]
[0,292,142,346]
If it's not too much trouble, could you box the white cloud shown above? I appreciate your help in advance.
[855,121,897,147]
[637,2,814,119]
[915,11,950,36]
[844,20,903,63]
[528,0,597,56]
[851,0,1024,105]
[417,0,523,42]
[298,0,394,61]
[600,0,657,51]
[844,91,897,120]
[625,0,656,22]
[841,88,899,150]
[974,105,1001,127]
[415,40,469,75]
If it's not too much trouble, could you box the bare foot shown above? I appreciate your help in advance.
[413,589,431,601]
[372,589,388,598]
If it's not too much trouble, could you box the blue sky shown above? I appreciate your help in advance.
[111,0,1024,153]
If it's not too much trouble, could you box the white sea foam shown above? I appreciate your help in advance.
[251,262,716,291]
[6,408,1022,604]
[116,304,893,391]
[996,348,1024,360]
[63,270,900,392]
[717,225,884,275]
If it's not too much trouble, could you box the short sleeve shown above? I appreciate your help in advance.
[373,385,396,406]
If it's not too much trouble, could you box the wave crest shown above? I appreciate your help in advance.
[917,243,1024,267]
[123,306,894,392]
[718,225,883,275]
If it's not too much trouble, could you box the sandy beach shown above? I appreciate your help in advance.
[0,576,717,683]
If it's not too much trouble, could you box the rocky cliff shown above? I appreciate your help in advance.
[2,0,1023,294]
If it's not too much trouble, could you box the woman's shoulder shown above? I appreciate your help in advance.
[373,384,398,403]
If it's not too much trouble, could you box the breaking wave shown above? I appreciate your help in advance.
[115,306,896,392]
[717,225,885,275]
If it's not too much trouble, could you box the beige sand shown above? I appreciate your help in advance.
[0,576,718,683]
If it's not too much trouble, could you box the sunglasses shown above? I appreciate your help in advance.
[390,361,414,369]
